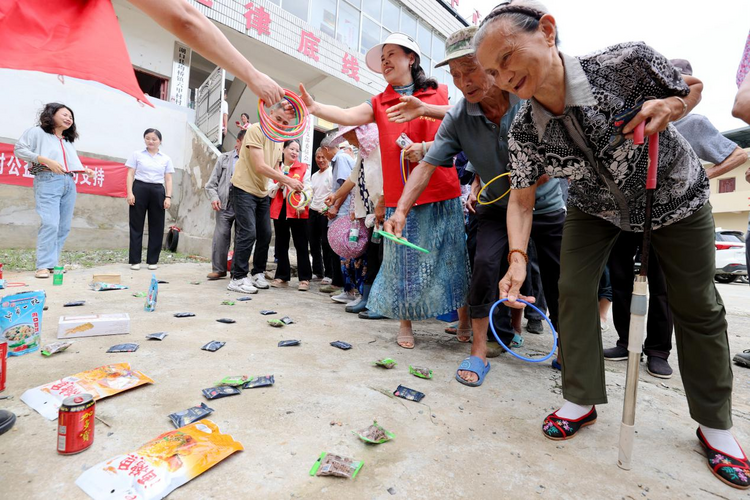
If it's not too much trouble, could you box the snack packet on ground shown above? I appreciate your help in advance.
[268,319,284,328]
[21,363,154,420]
[1,290,46,356]
[216,318,236,324]
[330,341,352,350]
[280,316,294,325]
[214,375,249,387]
[393,385,425,402]
[354,421,395,444]
[168,403,214,428]
[202,386,241,399]
[144,274,158,312]
[221,300,235,306]
[243,375,274,389]
[132,292,147,298]
[107,343,139,353]
[310,452,364,479]
[174,312,195,318]
[409,365,433,379]
[63,301,86,307]
[41,341,73,356]
[146,332,168,340]
[278,340,300,347]
[373,358,397,369]
[236,297,252,302]
[202,341,225,352]
[260,310,276,315]
[76,419,243,500]
[90,282,129,291]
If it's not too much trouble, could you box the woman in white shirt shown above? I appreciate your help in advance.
[125,128,174,270]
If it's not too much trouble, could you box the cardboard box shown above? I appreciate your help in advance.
[92,274,121,284]
[58,313,130,339]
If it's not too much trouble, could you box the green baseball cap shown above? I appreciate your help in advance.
[434,26,478,68]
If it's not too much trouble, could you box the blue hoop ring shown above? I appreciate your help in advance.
[489,298,558,363]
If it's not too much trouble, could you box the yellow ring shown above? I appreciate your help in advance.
[476,172,512,205]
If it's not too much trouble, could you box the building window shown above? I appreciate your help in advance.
[337,1,360,50]
[400,10,417,40]
[719,178,736,193]
[381,0,400,32]
[281,0,310,22]
[134,68,169,101]
[361,16,380,54]
[311,0,336,37]
[363,0,381,20]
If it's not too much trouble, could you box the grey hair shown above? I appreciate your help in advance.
[320,131,339,148]
[473,0,559,51]
[315,147,325,156]
[269,101,286,112]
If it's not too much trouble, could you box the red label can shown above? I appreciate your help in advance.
[57,393,95,454]
[0,338,7,393]
[0,262,4,279]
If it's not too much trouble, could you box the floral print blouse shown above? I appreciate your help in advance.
[508,42,709,231]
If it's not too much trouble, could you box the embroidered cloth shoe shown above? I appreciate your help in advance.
[698,428,750,490]
[542,406,597,440]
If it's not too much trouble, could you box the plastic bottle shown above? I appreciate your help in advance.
[53,266,64,286]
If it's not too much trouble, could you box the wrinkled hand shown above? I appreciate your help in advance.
[249,71,284,105]
[127,194,136,206]
[298,83,318,115]
[403,142,424,163]
[746,167,750,184]
[498,262,535,309]
[622,99,674,139]
[211,200,222,211]
[45,159,66,175]
[374,200,386,225]
[285,178,304,192]
[466,190,478,214]
[324,194,336,207]
[386,96,425,123]
[383,210,407,238]
[164,197,171,210]
[325,206,338,220]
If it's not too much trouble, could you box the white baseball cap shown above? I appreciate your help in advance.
[365,32,422,74]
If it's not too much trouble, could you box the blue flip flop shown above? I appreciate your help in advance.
[455,356,491,387]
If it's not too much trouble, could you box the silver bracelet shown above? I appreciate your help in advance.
[673,96,688,120]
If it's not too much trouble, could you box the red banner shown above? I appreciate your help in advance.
[0,142,127,197]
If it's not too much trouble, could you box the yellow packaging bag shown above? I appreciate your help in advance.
[76,419,243,500]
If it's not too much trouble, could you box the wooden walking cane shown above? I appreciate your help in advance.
[617,122,659,470]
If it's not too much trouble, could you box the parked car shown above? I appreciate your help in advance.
[715,229,747,284]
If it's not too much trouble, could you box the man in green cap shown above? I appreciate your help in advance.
[384,25,565,387]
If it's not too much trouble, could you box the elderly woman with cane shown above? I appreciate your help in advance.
[476,2,748,490]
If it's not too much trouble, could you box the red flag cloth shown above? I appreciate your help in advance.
[0,0,153,106]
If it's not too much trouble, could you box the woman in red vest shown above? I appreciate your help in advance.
[300,33,471,349]
[269,139,313,291]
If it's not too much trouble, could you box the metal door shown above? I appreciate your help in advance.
[195,66,225,146]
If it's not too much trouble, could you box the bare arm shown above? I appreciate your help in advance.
[733,77,750,124]
[497,185,537,307]
[127,0,283,104]
[386,96,452,123]
[298,84,374,125]
[126,168,136,205]
[247,147,304,191]
[164,173,173,209]
[325,179,355,206]
[383,162,437,237]
[706,146,749,179]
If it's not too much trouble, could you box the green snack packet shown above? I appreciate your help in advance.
[132,291,147,298]
[268,319,285,328]
[221,300,235,306]
[214,375,249,387]
[353,421,395,444]
[41,341,73,357]
[309,452,364,479]
[409,365,433,379]
[373,358,397,369]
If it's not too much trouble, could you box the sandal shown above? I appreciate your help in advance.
[397,327,415,349]
[298,281,309,291]
[457,327,472,343]
[542,407,597,441]
[698,428,750,489]
[444,323,458,335]
[35,268,49,279]
[455,356,491,387]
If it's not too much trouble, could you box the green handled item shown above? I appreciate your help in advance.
[374,230,430,253]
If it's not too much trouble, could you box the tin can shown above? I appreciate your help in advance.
[0,338,7,393]
[0,262,4,279]
[227,250,234,273]
[57,394,95,454]
[53,266,64,286]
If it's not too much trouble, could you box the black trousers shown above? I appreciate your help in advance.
[469,205,564,344]
[129,179,165,265]
[231,186,271,280]
[308,209,333,278]
[608,231,673,359]
[365,229,383,284]
[274,203,312,281]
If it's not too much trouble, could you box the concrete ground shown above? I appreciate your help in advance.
[1,263,750,500]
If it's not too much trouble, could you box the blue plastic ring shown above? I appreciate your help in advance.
[489,298,558,363]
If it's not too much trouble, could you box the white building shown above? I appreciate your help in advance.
[0,0,469,255]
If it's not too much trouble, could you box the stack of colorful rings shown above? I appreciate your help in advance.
[257,89,309,143]
[400,150,409,185]
[287,190,310,210]
[477,172,512,205]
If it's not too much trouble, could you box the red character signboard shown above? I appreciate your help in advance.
[298,30,321,62]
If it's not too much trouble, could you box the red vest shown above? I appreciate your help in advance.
[270,161,309,219]
[372,84,460,207]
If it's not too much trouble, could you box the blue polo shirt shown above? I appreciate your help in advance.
[424,96,564,215]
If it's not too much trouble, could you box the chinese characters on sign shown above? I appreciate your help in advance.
[0,143,128,197]
[244,3,272,36]
[298,30,321,62]
[195,0,214,6]
[451,0,459,9]
[170,42,192,107]
[341,53,360,82]
[472,10,481,25]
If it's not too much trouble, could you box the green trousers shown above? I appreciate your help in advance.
[559,203,733,429]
